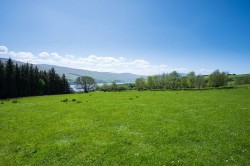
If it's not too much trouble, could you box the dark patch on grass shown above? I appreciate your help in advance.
[76,101,82,103]
[72,99,76,102]
[61,99,68,102]
[11,99,18,104]
[0,102,3,104]
[13,145,21,153]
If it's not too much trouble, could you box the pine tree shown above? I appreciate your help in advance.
[5,58,15,98]
[48,68,56,94]
[0,58,70,99]
[0,60,6,98]
[29,64,35,95]
[61,74,70,94]
[15,64,21,97]
[33,66,40,95]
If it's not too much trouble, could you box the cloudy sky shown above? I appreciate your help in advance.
[0,0,249,75]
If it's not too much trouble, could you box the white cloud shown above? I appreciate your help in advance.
[199,68,215,75]
[8,51,34,59]
[51,52,63,59]
[39,52,50,57]
[2,46,192,75]
[0,46,8,54]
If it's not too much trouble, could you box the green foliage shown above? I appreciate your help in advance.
[61,99,68,102]
[134,70,249,91]
[235,76,250,85]
[11,99,18,103]
[135,77,146,90]
[195,75,206,89]
[187,71,196,88]
[0,89,249,165]
[97,83,132,92]
[181,76,188,89]
[75,76,96,93]
[0,58,70,99]
[147,76,154,89]
[209,70,228,88]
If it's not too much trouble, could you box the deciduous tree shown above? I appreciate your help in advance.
[76,76,96,93]
[209,70,227,88]
[187,71,196,88]
[135,77,146,91]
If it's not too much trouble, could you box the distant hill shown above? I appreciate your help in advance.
[0,58,143,83]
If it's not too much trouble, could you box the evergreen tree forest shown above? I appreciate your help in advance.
[0,58,70,99]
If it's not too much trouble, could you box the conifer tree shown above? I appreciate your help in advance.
[5,58,15,98]
[0,60,6,98]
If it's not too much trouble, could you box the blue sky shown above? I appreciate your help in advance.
[0,0,249,75]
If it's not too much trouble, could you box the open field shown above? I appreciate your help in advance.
[228,74,250,78]
[0,88,250,165]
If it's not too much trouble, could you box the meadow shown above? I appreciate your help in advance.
[0,88,249,165]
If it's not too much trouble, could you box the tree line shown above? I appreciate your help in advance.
[0,58,70,99]
[96,82,135,92]
[135,70,228,91]
[75,76,135,92]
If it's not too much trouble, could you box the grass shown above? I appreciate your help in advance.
[0,89,249,165]
[228,74,250,78]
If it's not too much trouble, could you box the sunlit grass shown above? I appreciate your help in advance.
[0,89,249,165]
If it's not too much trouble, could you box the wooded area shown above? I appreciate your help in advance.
[0,58,70,99]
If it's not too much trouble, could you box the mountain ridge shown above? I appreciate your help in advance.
[0,58,143,83]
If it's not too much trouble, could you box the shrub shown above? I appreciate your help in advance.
[12,100,18,104]
[61,99,68,102]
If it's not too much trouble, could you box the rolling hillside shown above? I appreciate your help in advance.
[0,58,142,83]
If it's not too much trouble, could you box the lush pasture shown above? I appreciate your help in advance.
[0,88,249,165]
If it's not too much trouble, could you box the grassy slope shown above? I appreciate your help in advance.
[228,74,250,78]
[0,89,249,165]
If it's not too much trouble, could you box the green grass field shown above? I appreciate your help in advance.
[0,88,250,165]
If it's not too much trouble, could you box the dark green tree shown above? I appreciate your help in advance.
[110,81,118,91]
[196,75,206,89]
[181,76,188,89]
[0,60,6,98]
[135,77,146,91]
[209,70,228,88]
[147,76,154,90]
[33,66,40,95]
[48,68,56,94]
[168,71,181,89]
[76,76,96,93]
[5,58,15,98]
[61,74,70,94]
[187,71,196,88]
[15,64,21,97]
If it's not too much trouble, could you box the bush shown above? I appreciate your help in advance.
[11,100,18,104]
[61,99,68,102]
[72,99,76,102]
